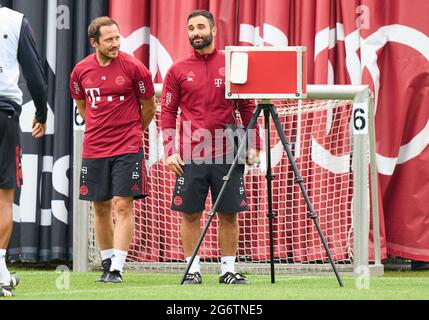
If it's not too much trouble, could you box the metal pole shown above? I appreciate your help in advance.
[72,129,89,272]
[263,106,276,284]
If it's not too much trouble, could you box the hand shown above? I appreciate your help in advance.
[32,118,47,138]
[166,153,185,176]
[246,148,260,166]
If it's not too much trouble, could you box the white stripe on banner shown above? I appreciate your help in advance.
[42,156,53,227]
[20,100,55,134]
[51,201,68,225]
[239,24,288,46]
[41,209,52,227]
[20,154,38,223]
[52,155,70,197]
[311,137,350,174]
[47,0,57,75]
[377,118,429,176]
[361,24,429,114]
[150,34,173,80]
[12,203,20,223]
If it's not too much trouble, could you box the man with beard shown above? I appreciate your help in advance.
[70,17,156,284]
[161,10,260,285]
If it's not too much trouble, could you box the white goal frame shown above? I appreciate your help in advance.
[72,84,383,276]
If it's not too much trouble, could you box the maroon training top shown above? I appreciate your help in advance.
[161,49,259,160]
[70,52,154,158]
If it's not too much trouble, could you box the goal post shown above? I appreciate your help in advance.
[306,85,382,275]
[73,83,383,276]
[72,113,89,272]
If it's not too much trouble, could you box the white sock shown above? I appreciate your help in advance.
[186,256,200,274]
[100,249,114,261]
[110,249,128,273]
[221,256,236,275]
[0,249,11,284]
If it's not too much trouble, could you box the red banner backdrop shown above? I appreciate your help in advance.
[110,0,429,262]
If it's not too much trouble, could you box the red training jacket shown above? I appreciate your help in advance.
[161,49,260,160]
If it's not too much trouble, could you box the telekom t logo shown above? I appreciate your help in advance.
[214,78,222,87]
[85,88,101,109]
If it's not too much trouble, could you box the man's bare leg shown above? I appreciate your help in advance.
[181,211,203,282]
[0,189,14,285]
[110,196,134,273]
[93,200,114,251]
[218,212,247,283]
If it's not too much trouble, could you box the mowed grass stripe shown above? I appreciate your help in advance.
[4,270,429,300]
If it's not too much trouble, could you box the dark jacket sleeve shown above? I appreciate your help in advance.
[17,17,48,124]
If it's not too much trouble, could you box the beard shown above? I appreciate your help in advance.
[190,33,213,49]
[100,46,120,61]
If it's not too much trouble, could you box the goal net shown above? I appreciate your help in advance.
[77,85,380,275]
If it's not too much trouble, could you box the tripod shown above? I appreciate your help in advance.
[180,103,344,287]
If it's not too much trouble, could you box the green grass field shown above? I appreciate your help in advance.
[3,267,429,300]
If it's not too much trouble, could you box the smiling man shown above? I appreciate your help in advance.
[70,17,156,284]
[161,10,260,285]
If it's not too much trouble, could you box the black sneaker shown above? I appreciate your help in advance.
[219,272,248,284]
[0,273,20,291]
[183,272,202,285]
[96,258,112,283]
[104,270,123,283]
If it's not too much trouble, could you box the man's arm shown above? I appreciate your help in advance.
[140,96,156,131]
[75,100,86,120]
[160,68,184,176]
[17,17,47,127]
[237,99,261,165]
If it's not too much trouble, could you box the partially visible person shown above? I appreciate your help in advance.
[161,10,260,285]
[0,5,47,297]
[70,17,156,284]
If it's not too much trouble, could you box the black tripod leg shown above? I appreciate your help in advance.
[180,104,264,285]
[263,107,276,284]
[268,105,344,288]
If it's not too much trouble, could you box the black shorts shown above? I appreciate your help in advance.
[79,148,148,201]
[171,159,248,214]
[0,111,22,189]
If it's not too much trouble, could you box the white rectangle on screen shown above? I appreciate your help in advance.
[230,52,248,84]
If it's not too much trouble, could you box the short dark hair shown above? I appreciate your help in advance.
[88,16,119,42]
[187,10,215,28]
